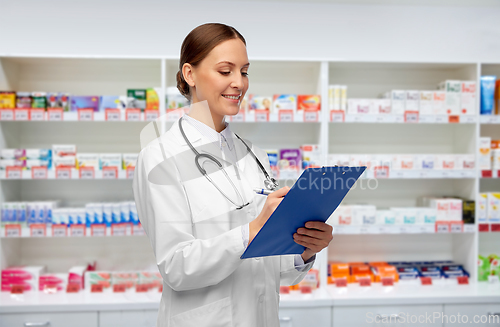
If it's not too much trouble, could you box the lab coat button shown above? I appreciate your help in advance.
[259,295,264,303]
[254,257,260,261]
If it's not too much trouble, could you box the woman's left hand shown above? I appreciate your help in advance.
[293,221,333,262]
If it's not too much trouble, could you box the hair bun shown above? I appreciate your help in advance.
[176,71,190,99]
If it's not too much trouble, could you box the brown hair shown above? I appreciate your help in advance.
[176,23,246,100]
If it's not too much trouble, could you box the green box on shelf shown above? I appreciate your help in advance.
[127,89,147,111]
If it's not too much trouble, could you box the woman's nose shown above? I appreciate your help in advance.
[231,74,244,89]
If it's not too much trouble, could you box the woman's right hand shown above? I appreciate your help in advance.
[249,186,290,244]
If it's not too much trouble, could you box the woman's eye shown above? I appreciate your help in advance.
[242,72,249,77]
[219,71,230,76]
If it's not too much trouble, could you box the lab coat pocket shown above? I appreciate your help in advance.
[170,296,233,327]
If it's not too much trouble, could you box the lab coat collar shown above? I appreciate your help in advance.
[171,116,250,173]
[182,114,235,152]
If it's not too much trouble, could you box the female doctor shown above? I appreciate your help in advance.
[133,23,333,327]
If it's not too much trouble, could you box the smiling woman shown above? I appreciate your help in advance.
[133,22,333,327]
[176,23,250,132]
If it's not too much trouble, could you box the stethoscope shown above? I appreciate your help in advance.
[178,118,279,209]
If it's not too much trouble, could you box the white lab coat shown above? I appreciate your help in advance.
[133,117,313,327]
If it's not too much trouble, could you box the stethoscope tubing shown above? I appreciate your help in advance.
[178,118,278,209]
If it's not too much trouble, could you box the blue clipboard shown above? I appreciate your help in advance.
[241,166,366,259]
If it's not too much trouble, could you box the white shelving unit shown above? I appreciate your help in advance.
[327,61,480,291]
[0,56,499,327]
[477,62,500,298]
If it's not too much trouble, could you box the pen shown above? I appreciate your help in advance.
[253,188,273,196]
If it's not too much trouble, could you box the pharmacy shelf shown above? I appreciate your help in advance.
[231,112,321,123]
[362,170,476,179]
[330,114,477,124]
[333,224,475,235]
[0,110,323,123]
[0,110,318,123]
[0,57,490,314]
[0,110,159,123]
[0,291,162,314]
[0,169,478,181]
[1,225,146,238]
[0,110,484,124]
[0,283,498,314]
[327,282,500,307]
[0,168,134,180]
[480,170,500,178]
[261,169,475,181]
[0,57,162,97]
[0,223,475,239]
[479,116,500,124]
[0,288,333,313]
[477,223,500,233]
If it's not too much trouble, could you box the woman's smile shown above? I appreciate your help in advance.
[221,93,241,103]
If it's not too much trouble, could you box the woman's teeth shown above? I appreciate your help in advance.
[222,95,240,100]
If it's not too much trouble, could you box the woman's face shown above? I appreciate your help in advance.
[184,38,249,118]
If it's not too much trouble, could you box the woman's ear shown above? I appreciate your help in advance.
[182,63,195,87]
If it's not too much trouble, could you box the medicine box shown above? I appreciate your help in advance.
[439,80,461,115]
[127,89,147,111]
[122,153,139,170]
[53,145,77,158]
[337,206,353,225]
[419,91,433,115]
[456,154,475,170]
[479,137,492,170]
[249,95,272,111]
[491,149,500,170]
[432,91,446,115]
[390,90,406,115]
[279,149,301,170]
[99,154,122,170]
[76,153,100,169]
[70,96,100,112]
[430,198,449,222]
[477,193,488,223]
[0,91,16,109]
[273,94,297,112]
[53,156,76,168]
[487,193,500,222]
[347,99,372,114]
[297,95,320,111]
[460,81,476,115]
[414,155,435,170]
[434,155,456,170]
[371,99,391,114]
[328,85,340,110]
[405,90,420,112]
[300,144,321,169]
[2,266,46,293]
[339,86,347,111]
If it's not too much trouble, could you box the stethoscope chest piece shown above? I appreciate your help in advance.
[264,177,278,191]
